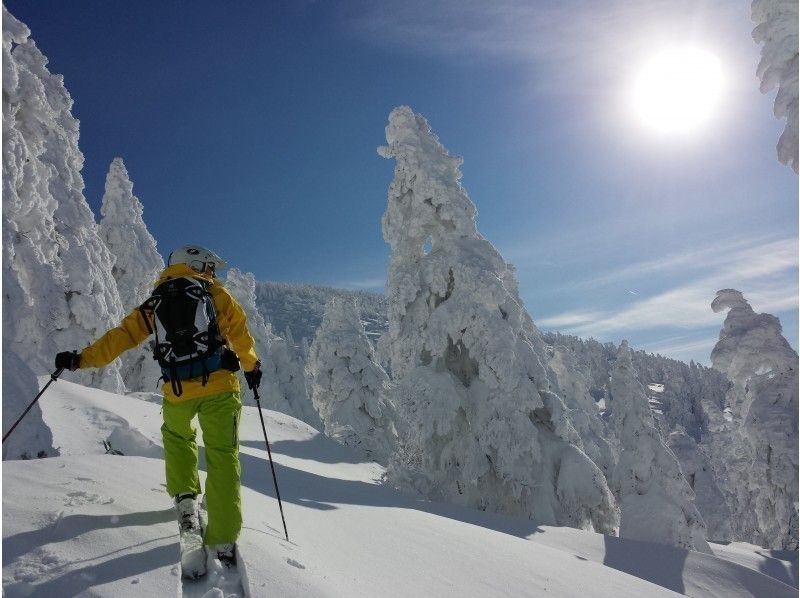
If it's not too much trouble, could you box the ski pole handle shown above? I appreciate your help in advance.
[2,368,63,444]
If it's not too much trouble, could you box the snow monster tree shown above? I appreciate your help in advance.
[752,0,798,173]
[2,6,124,397]
[225,268,320,428]
[379,106,617,533]
[307,297,395,463]
[98,157,165,393]
[711,289,798,549]
[609,342,710,552]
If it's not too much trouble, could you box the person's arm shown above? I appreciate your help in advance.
[212,285,259,371]
[79,306,154,368]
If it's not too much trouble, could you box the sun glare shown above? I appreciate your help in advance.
[632,47,723,135]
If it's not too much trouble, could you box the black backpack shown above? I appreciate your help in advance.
[140,276,225,396]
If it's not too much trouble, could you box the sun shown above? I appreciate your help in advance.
[632,47,723,135]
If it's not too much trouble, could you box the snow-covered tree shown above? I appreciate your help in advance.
[98,157,165,392]
[752,0,799,173]
[610,342,710,552]
[307,297,395,463]
[2,6,124,396]
[547,343,615,478]
[710,289,798,549]
[379,106,617,533]
[225,268,320,428]
[666,427,731,542]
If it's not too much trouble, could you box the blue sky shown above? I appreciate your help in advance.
[6,0,797,364]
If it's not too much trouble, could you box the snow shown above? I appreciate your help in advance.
[3,379,796,597]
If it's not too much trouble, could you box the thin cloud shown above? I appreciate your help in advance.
[639,335,719,362]
[537,236,798,337]
[343,0,748,92]
[553,234,785,293]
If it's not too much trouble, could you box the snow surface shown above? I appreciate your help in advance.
[3,379,796,597]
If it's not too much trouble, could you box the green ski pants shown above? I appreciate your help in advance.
[162,391,242,545]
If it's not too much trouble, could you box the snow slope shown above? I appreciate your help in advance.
[3,380,796,597]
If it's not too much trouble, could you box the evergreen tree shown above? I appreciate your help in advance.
[380,106,617,533]
[610,342,710,552]
[307,297,395,463]
[98,157,164,392]
[710,289,798,549]
[225,268,320,428]
[752,0,799,172]
[2,6,124,400]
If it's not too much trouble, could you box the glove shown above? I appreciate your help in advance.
[244,361,262,390]
[55,351,81,371]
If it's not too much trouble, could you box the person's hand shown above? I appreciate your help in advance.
[55,351,80,371]
[244,361,262,390]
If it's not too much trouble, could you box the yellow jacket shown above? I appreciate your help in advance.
[80,264,260,403]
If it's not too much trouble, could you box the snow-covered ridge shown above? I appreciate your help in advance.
[3,380,796,597]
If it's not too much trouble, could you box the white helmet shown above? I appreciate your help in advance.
[168,245,227,274]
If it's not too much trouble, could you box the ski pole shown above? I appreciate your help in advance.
[2,368,64,444]
[253,386,290,542]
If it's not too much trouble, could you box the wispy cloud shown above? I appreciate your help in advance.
[553,234,783,293]
[639,335,719,360]
[343,0,747,92]
[536,236,798,337]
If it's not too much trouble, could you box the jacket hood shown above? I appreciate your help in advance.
[156,263,221,286]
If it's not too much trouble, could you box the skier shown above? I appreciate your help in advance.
[55,245,261,577]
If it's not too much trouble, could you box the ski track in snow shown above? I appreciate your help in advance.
[2,379,797,598]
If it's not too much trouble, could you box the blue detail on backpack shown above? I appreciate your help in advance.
[162,349,224,383]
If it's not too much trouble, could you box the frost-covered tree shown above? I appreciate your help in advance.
[547,343,615,478]
[2,6,124,396]
[610,342,710,552]
[542,331,735,540]
[307,297,395,463]
[752,0,799,172]
[380,106,617,533]
[98,157,165,392]
[710,289,798,549]
[225,268,320,428]
[666,427,731,542]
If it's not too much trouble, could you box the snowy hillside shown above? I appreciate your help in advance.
[3,380,797,597]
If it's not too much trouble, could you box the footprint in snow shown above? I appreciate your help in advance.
[286,558,306,570]
[63,491,114,506]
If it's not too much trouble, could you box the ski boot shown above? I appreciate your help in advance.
[176,493,207,579]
